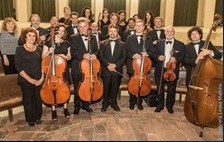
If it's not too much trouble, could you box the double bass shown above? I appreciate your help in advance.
[78,31,103,102]
[40,28,70,105]
[128,33,152,99]
[184,14,222,137]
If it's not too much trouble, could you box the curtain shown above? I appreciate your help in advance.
[173,0,198,26]
[0,0,14,20]
[69,0,91,17]
[103,0,126,14]
[32,0,55,22]
[138,0,161,19]
[215,0,222,17]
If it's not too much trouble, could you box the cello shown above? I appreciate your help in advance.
[184,14,223,137]
[128,33,152,98]
[78,31,103,102]
[40,28,70,105]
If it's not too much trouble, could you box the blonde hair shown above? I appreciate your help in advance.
[1,17,18,33]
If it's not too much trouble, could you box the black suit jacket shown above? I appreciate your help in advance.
[70,34,99,76]
[184,40,222,85]
[148,29,165,42]
[99,39,126,77]
[152,39,185,79]
[122,29,135,42]
[125,34,154,75]
[66,24,79,43]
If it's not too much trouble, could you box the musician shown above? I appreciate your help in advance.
[117,10,127,40]
[81,7,95,24]
[125,19,154,110]
[18,14,47,46]
[59,6,71,25]
[122,18,135,42]
[99,24,126,112]
[90,22,103,48]
[66,11,79,43]
[15,27,45,126]
[153,26,185,114]
[184,26,222,87]
[70,17,99,115]
[0,17,19,75]
[101,13,123,40]
[143,10,154,33]
[98,8,110,32]
[45,16,59,42]
[42,23,71,121]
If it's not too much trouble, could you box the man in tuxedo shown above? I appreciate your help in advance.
[99,24,126,112]
[184,26,222,87]
[122,18,135,42]
[101,13,123,40]
[148,17,165,45]
[70,17,99,115]
[125,19,154,111]
[153,26,185,114]
[90,22,103,48]
[66,12,79,43]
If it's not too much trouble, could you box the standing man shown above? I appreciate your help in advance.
[99,24,126,112]
[122,18,135,42]
[125,19,154,111]
[70,17,99,115]
[184,26,222,87]
[153,26,185,114]
[66,11,79,43]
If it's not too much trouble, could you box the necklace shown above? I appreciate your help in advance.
[24,44,36,51]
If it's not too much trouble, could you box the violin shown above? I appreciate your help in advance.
[40,28,70,105]
[163,49,176,81]
[127,33,152,96]
[78,30,103,102]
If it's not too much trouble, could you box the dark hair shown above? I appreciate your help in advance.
[81,7,93,20]
[29,14,40,22]
[56,23,67,39]
[127,18,135,24]
[108,24,119,32]
[102,8,109,19]
[109,13,120,24]
[117,10,126,16]
[20,27,37,44]
[187,26,203,40]
[143,10,154,29]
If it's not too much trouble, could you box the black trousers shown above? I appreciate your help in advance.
[72,75,90,109]
[1,55,18,75]
[155,75,177,109]
[20,82,42,123]
[101,75,121,107]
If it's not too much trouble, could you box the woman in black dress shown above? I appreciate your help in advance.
[42,23,71,121]
[15,27,45,127]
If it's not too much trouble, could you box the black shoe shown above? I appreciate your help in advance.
[52,110,58,121]
[168,108,174,114]
[82,106,93,112]
[73,108,80,115]
[111,105,120,111]
[28,122,35,127]
[137,104,143,110]
[155,107,163,112]
[64,108,70,119]
[35,120,42,125]
[129,104,135,110]
[101,105,108,112]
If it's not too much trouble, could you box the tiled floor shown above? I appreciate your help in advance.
[0,96,222,141]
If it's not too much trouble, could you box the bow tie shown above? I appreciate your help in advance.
[166,41,172,44]
[81,34,87,37]
[73,26,77,28]
[92,33,97,35]
[136,35,143,38]
[193,42,200,46]
[110,39,117,42]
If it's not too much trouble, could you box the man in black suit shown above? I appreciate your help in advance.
[153,26,185,114]
[70,17,99,115]
[66,12,79,43]
[99,24,126,112]
[148,17,165,45]
[122,18,135,42]
[184,26,222,87]
[90,22,103,48]
[125,19,154,111]
[101,13,123,40]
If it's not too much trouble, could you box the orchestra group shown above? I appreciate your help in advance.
[0,6,222,127]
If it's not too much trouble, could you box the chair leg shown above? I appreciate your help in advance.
[179,93,182,104]
[8,108,13,122]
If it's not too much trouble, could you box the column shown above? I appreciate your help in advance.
[92,0,104,22]
[56,0,69,18]
[164,0,175,27]
[202,0,216,28]
[129,0,139,19]
[15,0,29,22]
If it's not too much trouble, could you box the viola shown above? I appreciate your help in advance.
[40,28,70,105]
[78,31,103,102]
[163,50,176,81]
